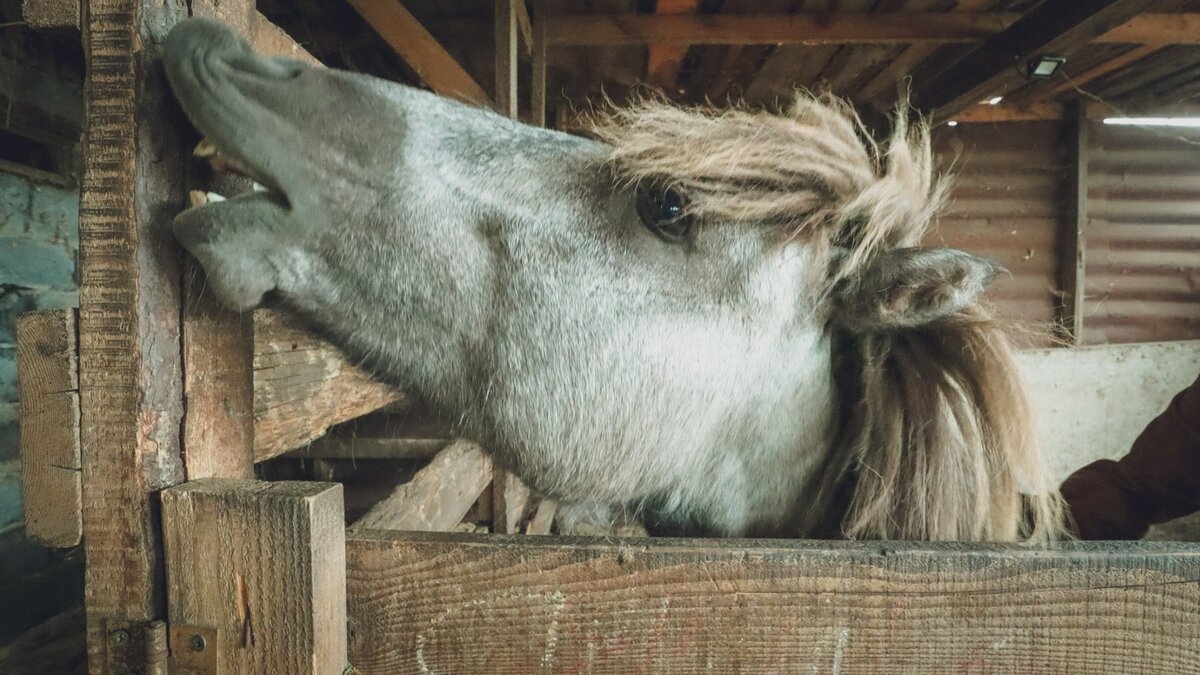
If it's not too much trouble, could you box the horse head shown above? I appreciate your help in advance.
[164,18,1061,541]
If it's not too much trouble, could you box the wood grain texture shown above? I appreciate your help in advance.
[495,0,518,119]
[253,309,403,461]
[78,1,190,670]
[346,532,1200,674]
[21,0,78,29]
[345,0,490,106]
[1058,100,1088,344]
[352,441,492,532]
[162,479,347,675]
[16,309,81,547]
[491,467,531,535]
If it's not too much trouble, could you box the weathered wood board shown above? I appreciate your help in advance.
[346,532,1200,674]
[352,441,491,532]
[16,309,81,548]
[162,479,347,675]
[253,309,403,461]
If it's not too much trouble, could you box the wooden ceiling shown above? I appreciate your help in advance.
[258,0,1200,125]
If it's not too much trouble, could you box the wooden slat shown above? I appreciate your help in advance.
[161,479,346,675]
[20,0,78,29]
[16,309,81,548]
[491,468,531,535]
[78,1,190,668]
[252,309,404,462]
[352,441,492,531]
[912,0,1156,118]
[948,101,1064,123]
[531,0,547,127]
[514,0,533,57]
[547,12,1017,46]
[1045,44,1165,97]
[495,0,518,119]
[345,0,490,106]
[346,532,1200,673]
[524,498,556,535]
[1102,11,1200,44]
[1058,100,1088,344]
[644,0,699,92]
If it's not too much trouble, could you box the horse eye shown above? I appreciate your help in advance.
[636,186,692,242]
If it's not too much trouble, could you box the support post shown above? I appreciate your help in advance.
[495,0,519,119]
[1058,100,1088,343]
[531,0,547,128]
[161,479,347,675]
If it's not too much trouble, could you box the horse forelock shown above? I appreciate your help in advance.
[592,93,1065,543]
[588,92,950,284]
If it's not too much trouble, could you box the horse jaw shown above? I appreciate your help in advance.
[162,18,838,537]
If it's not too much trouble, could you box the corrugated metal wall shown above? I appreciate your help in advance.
[1084,122,1200,344]
[932,121,1067,334]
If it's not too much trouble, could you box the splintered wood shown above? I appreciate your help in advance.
[253,309,403,461]
[352,441,492,531]
[346,533,1200,674]
[16,309,81,548]
[162,479,347,675]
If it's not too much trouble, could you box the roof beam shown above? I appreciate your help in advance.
[911,0,1157,118]
[541,12,1193,47]
[645,0,700,92]
[345,0,491,106]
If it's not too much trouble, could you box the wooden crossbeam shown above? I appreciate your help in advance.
[346,532,1200,672]
[645,0,699,92]
[911,0,1157,118]
[345,0,491,107]
[1045,44,1165,97]
[540,12,1194,47]
[351,441,492,531]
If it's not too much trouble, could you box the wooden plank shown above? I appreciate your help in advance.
[16,309,81,548]
[546,12,1020,46]
[161,479,346,675]
[291,433,451,461]
[514,0,533,57]
[346,532,1200,673]
[352,441,492,531]
[1057,100,1088,344]
[252,309,404,462]
[491,468,531,535]
[78,1,190,669]
[644,0,699,92]
[1046,44,1165,97]
[912,0,1156,118]
[531,0,547,127]
[345,0,491,106]
[20,0,78,29]
[524,498,556,535]
[948,100,1064,123]
[495,0,518,119]
[1101,11,1200,44]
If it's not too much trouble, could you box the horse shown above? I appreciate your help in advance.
[163,18,1063,542]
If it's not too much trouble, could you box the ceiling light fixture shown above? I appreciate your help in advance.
[1027,55,1066,79]
[1103,117,1200,127]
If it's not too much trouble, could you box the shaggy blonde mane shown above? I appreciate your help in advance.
[591,93,1064,542]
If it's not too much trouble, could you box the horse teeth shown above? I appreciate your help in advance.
[188,190,227,207]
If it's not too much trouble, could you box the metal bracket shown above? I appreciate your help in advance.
[169,624,220,675]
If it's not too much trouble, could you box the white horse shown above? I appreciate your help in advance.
[164,18,1062,541]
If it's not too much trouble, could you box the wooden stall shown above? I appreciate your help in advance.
[12,0,1200,672]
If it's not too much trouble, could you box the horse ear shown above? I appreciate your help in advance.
[833,247,1003,331]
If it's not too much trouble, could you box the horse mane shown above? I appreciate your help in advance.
[591,92,1064,542]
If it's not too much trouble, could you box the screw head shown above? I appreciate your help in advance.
[190,634,207,652]
[110,629,130,644]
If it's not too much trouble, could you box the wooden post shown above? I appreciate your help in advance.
[495,0,519,119]
[1058,100,1088,343]
[531,0,547,128]
[78,2,191,669]
[16,309,81,548]
[161,479,347,675]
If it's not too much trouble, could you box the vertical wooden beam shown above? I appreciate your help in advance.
[495,0,519,118]
[79,1,190,670]
[162,479,347,675]
[531,0,547,128]
[1058,100,1088,344]
[16,309,82,548]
